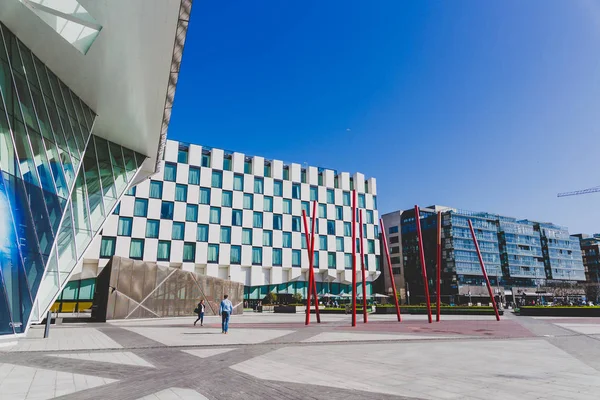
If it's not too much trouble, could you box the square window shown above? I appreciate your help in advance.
[172,222,185,240]
[183,242,196,262]
[336,237,344,252]
[243,193,253,209]
[319,235,328,251]
[223,157,232,171]
[222,190,233,207]
[264,196,273,212]
[292,250,301,267]
[212,171,223,188]
[161,201,174,219]
[327,189,334,204]
[157,241,171,261]
[244,159,253,174]
[210,207,221,224]
[274,180,283,196]
[283,167,290,181]
[186,204,198,222]
[253,211,263,228]
[197,224,209,242]
[301,201,309,216]
[345,254,353,269]
[273,248,282,266]
[202,152,211,168]
[283,199,292,214]
[118,217,133,236]
[126,186,136,196]
[130,239,144,259]
[343,191,351,206]
[283,232,292,248]
[188,167,200,185]
[344,222,351,237]
[336,206,343,220]
[232,209,243,226]
[292,183,301,199]
[100,237,116,258]
[264,163,271,177]
[358,194,366,208]
[310,186,318,201]
[164,162,177,181]
[292,216,301,232]
[146,220,160,238]
[150,181,163,198]
[231,245,241,264]
[133,198,148,217]
[252,247,263,265]
[208,244,219,262]
[175,184,188,202]
[177,148,188,163]
[254,177,264,194]
[328,252,336,269]
[199,188,211,204]
[318,204,327,218]
[220,227,231,243]
[263,230,273,247]
[366,210,374,224]
[327,220,336,235]
[242,228,253,245]
[233,174,244,191]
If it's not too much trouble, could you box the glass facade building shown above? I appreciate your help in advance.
[0,23,144,336]
[383,205,586,304]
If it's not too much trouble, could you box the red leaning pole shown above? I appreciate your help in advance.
[414,205,433,323]
[436,211,442,322]
[379,219,402,322]
[467,219,501,321]
[310,201,321,323]
[351,190,357,327]
[359,210,368,323]
[302,210,313,325]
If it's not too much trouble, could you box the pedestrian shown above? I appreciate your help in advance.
[219,294,234,334]
[194,299,205,326]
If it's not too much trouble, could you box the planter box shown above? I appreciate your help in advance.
[519,307,600,317]
[377,306,504,316]
[274,306,296,314]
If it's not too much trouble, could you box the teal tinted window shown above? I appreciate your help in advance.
[222,190,233,207]
[130,239,144,259]
[183,242,195,262]
[164,162,176,181]
[117,217,133,236]
[199,188,210,204]
[208,244,219,262]
[220,226,231,243]
[186,204,198,222]
[188,167,200,185]
[242,228,252,245]
[157,241,171,261]
[175,184,187,202]
[100,237,116,258]
[233,174,244,191]
[133,198,148,217]
[149,181,163,198]
[197,224,209,242]
[146,220,160,238]
[172,222,185,240]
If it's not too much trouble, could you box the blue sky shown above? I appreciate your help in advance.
[169,0,600,234]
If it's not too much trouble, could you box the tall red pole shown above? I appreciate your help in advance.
[351,190,357,327]
[359,210,368,323]
[302,210,313,325]
[467,219,500,321]
[436,211,442,322]
[310,201,320,323]
[414,205,432,323]
[379,219,401,322]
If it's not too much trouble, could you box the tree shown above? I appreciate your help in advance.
[264,292,277,305]
[292,292,303,304]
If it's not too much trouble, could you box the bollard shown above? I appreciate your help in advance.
[44,310,52,338]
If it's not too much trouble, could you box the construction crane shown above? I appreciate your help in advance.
[557,186,600,197]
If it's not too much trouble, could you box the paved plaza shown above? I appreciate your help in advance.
[1,312,600,399]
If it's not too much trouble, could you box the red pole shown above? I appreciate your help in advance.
[310,201,321,323]
[302,210,312,325]
[467,219,500,321]
[359,210,368,323]
[414,205,432,323]
[436,211,442,322]
[351,190,357,327]
[379,219,402,322]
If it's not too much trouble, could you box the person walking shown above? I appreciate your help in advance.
[219,294,233,334]
[194,299,205,326]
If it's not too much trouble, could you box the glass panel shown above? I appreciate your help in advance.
[71,171,92,252]
[94,137,117,211]
[83,139,104,232]
[122,147,137,181]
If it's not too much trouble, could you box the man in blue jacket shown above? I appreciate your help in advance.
[219,294,233,334]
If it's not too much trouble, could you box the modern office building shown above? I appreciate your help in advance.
[73,139,381,302]
[382,206,585,304]
[573,234,600,283]
[0,0,192,340]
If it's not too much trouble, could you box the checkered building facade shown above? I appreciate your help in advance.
[83,139,381,297]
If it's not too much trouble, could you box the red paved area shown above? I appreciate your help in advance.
[334,319,536,338]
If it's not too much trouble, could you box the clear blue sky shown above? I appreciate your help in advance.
[169,0,600,234]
